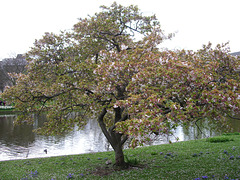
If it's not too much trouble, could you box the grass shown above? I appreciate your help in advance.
[1,135,240,179]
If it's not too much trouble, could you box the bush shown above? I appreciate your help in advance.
[222,132,240,136]
[206,136,233,143]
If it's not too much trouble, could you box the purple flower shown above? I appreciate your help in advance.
[202,176,208,179]
[224,150,228,154]
[194,178,201,180]
[67,173,74,179]
[30,170,38,178]
[224,176,229,179]
[229,156,234,160]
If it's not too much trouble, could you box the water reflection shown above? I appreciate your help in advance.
[0,114,239,161]
[0,115,35,147]
[0,114,110,161]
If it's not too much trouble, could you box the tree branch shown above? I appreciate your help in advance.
[227,114,240,120]
[97,108,114,146]
[121,135,128,146]
[60,103,87,111]
[194,117,207,138]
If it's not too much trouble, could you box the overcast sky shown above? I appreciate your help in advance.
[1,0,239,60]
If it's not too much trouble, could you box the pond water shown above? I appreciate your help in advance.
[0,114,240,161]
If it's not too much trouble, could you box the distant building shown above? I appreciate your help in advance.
[230,51,240,73]
[230,51,240,56]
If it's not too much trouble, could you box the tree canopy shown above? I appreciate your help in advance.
[2,2,240,167]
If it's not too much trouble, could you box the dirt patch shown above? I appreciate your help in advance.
[91,166,116,176]
[90,163,147,176]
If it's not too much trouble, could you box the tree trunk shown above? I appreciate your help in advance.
[113,144,127,168]
[98,107,128,169]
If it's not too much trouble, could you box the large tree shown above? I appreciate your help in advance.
[2,2,240,168]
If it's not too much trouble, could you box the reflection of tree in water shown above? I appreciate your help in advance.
[33,113,86,142]
[35,114,111,153]
[0,115,35,147]
[229,119,240,132]
[182,117,240,141]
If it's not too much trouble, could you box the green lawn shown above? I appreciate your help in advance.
[1,134,240,179]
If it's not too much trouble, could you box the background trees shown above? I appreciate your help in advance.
[0,54,27,92]
[2,2,240,168]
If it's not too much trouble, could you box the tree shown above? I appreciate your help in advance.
[116,42,240,145]
[0,66,5,92]
[2,2,240,169]
[0,54,27,92]
[2,2,166,167]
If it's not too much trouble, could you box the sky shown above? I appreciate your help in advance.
[0,0,240,60]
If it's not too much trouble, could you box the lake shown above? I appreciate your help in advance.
[0,113,239,161]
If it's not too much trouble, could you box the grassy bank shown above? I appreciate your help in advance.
[1,134,240,180]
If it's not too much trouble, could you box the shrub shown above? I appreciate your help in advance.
[206,136,233,143]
